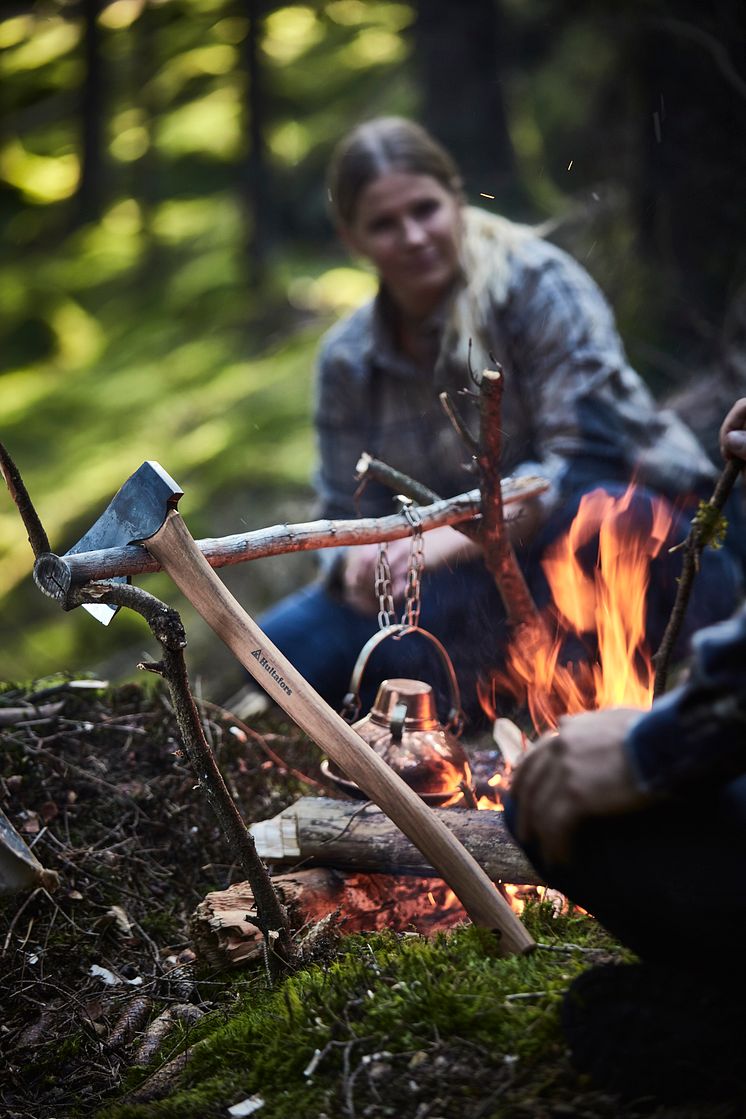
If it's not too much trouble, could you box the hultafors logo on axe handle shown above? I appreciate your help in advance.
[250,648,292,695]
[36,460,534,956]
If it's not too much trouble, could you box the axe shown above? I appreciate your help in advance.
[35,462,534,955]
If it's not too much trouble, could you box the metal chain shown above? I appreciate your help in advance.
[375,542,396,630]
[374,500,425,632]
[401,501,424,630]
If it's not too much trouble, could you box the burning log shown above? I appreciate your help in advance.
[191,868,470,969]
[248,797,541,886]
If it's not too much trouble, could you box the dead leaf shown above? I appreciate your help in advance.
[107,905,133,936]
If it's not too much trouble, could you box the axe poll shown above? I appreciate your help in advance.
[34,462,534,955]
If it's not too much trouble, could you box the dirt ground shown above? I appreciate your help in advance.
[1,679,744,1119]
[0,677,321,1117]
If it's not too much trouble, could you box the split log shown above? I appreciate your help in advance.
[249,797,541,886]
[191,868,469,968]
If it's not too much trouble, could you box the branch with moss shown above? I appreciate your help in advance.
[653,459,743,697]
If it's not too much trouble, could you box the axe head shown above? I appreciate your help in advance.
[65,461,183,624]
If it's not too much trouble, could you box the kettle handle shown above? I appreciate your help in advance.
[340,624,464,735]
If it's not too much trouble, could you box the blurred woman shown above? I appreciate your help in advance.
[252,117,741,727]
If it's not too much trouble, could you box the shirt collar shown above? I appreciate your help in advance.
[365,284,456,379]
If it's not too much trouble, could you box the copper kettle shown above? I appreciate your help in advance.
[322,625,471,805]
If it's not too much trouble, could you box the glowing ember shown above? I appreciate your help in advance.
[482,484,674,734]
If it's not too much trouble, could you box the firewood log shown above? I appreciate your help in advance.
[249,797,541,886]
[191,868,469,968]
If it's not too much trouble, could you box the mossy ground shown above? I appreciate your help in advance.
[1,680,739,1119]
[103,912,625,1119]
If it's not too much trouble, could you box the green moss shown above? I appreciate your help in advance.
[99,908,623,1119]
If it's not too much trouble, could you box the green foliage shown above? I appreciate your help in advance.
[0,0,416,692]
[100,909,623,1119]
[692,501,729,551]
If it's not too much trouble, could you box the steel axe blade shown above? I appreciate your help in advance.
[64,461,183,624]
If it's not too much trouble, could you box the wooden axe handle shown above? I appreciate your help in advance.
[145,510,534,956]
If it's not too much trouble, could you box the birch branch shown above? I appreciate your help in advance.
[34,479,548,595]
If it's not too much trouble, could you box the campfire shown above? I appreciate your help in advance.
[481,483,673,734]
[197,484,673,957]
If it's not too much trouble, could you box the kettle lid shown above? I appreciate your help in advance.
[370,678,439,730]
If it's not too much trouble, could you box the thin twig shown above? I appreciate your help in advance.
[0,442,50,556]
[653,459,743,696]
[439,390,479,455]
[82,583,295,975]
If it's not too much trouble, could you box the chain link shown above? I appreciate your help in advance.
[375,500,425,632]
[401,502,424,630]
[375,542,396,630]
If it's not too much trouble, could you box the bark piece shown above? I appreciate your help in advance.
[191,867,471,969]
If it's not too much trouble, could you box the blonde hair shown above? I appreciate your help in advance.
[328,117,534,384]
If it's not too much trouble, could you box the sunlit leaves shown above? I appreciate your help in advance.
[287,266,378,314]
[326,1,414,31]
[0,15,34,48]
[150,43,240,103]
[156,86,242,159]
[109,110,150,162]
[262,6,322,64]
[1,139,79,203]
[98,0,146,31]
[339,27,408,68]
[212,17,249,44]
[268,120,312,165]
[151,195,237,243]
[2,16,80,74]
[50,302,106,368]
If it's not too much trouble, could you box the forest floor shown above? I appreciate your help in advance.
[1,679,743,1119]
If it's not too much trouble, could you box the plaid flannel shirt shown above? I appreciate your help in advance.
[313,225,716,527]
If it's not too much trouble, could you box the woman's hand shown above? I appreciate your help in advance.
[509,707,652,865]
[341,527,480,614]
[719,398,746,462]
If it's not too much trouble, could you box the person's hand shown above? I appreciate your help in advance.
[341,528,480,614]
[342,542,382,614]
[509,707,652,865]
[719,398,746,462]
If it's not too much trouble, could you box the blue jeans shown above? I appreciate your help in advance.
[258,482,743,728]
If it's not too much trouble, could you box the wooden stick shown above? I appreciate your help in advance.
[143,510,535,955]
[477,369,547,637]
[66,581,296,974]
[33,479,548,592]
[0,441,50,557]
[249,796,542,886]
[653,459,743,697]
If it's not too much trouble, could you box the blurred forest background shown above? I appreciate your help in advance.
[2,0,745,701]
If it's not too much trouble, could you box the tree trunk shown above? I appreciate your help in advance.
[413,0,519,208]
[74,0,105,225]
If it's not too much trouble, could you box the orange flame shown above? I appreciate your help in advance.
[483,485,674,734]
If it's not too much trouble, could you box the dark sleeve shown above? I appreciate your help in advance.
[625,606,746,796]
